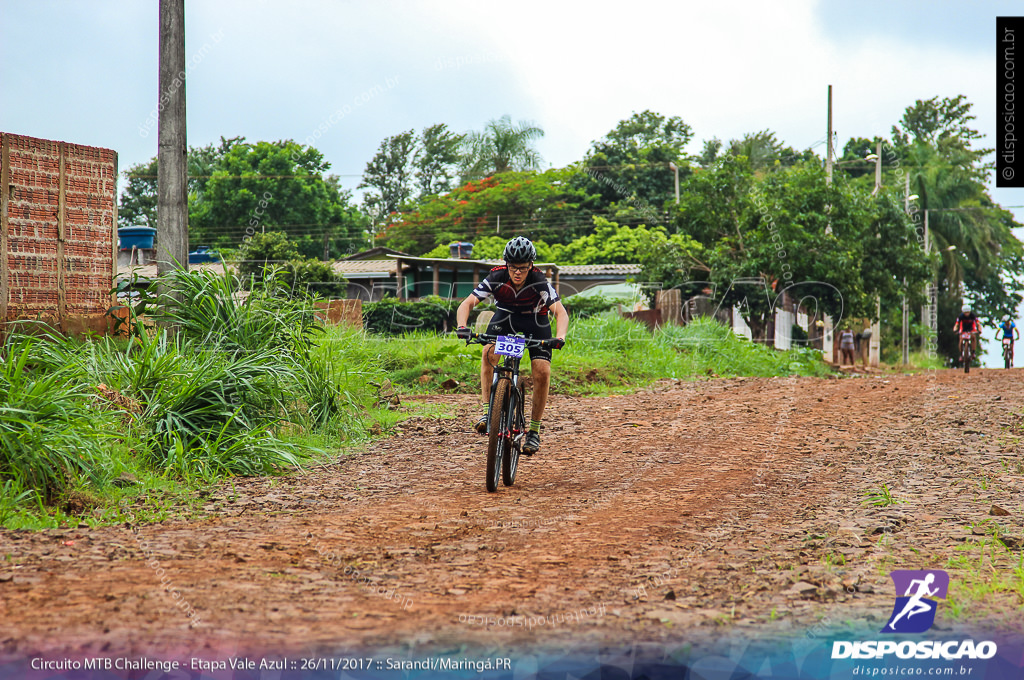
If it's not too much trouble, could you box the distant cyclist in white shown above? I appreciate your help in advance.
[887,572,939,630]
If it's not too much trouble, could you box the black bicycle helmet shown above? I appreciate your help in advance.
[503,236,537,264]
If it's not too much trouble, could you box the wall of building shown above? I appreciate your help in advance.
[0,132,117,334]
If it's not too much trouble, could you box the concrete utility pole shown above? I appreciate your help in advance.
[825,85,833,186]
[825,85,833,236]
[156,0,188,281]
[873,140,882,195]
[668,162,680,204]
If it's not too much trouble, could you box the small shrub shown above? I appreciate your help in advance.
[563,295,618,319]
[363,296,456,335]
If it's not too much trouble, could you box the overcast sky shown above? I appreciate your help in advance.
[1,0,1020,206]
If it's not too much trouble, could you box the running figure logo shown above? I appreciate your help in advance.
[881,570,949,633]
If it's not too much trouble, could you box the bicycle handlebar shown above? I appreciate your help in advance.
[460,331,563,350]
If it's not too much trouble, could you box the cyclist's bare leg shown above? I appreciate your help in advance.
[480,344,500,405]
[530,358,551,422]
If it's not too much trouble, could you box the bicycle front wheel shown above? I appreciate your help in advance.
[502,382,524,487]
[486,378,510,492]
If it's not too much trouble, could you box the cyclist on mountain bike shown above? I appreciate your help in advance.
[454,236,569,455]
[996,315,1019,344]
[953,304,980,356]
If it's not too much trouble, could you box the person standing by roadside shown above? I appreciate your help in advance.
[839,326,856,366]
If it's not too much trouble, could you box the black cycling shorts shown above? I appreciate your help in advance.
[485,311,554,363]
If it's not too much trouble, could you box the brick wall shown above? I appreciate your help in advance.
[0,132,117,335]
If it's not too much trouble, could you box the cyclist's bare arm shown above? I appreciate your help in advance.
[550,300,569,342]
[456,294,481,328]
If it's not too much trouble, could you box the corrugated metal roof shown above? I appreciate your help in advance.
[558,263,642,276]
[333,260,397,276]
[117,260,644,280]
[388,254,554,269]
[117,263,225,279]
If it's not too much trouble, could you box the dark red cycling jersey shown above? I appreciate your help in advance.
[955,312,979,333]
[471,266,560,316]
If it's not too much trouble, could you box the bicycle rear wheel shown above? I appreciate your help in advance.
[502,382,524,487]
[486,378,510,492]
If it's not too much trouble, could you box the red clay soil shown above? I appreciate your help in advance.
[1,369,1023,663]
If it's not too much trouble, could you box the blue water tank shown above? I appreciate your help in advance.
[449,241,474,259]
[118,227,157,250]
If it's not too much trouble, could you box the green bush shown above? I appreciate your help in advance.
[236,231,345,298]
[362,295,457,335]
[563,294,618,319]
[237,231,300,283]
[286,259,347,299]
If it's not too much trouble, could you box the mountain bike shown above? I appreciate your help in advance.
[1002,337,1014,369]
[465,332,561,492]
[959,331,975,373]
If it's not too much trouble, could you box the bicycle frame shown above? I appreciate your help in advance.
[490,354,526,451]
[465,332,552,491]
[959,331,975,373]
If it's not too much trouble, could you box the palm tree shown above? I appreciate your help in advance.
[460,115,544,181]
[905,142,996,289]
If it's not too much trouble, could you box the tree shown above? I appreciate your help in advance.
[548,217,701,267]
[120,139,364,259]
[376,168,599,255]
[726,130,815,170]
[675,158,929,342]
[359,130,417,222]
[888,96,1023,359]
[670,154,756,248]
[891,95,991,159]
[460,115,545,181]
[415,124,464,197]
[190,139,365,259]
[236,231,346,298]
[839,136,888,179]
[579,110,693,212]
[696,138,723,168]
[187,135,245,198]
[118,136,246,229]
[119,157,159,229]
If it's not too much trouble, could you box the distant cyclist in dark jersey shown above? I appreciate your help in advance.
[454,236,569,455]
[953,304,980,355]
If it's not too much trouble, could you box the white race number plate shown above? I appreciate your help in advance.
[494,335,526,358]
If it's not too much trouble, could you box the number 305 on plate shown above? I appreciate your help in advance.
[494,336,526,357]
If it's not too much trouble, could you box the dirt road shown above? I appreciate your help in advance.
[1,368,1023,664]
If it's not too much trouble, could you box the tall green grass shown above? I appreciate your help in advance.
[0,268,359,524]
[328,314,834,397]
[0,335,117,501]
[153,266,323,357]
[1,290,835,528]
[655,317,832,378]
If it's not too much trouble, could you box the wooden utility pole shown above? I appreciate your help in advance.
[157,0,188,282]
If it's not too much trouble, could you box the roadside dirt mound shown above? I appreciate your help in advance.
[1,369,1022,662]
